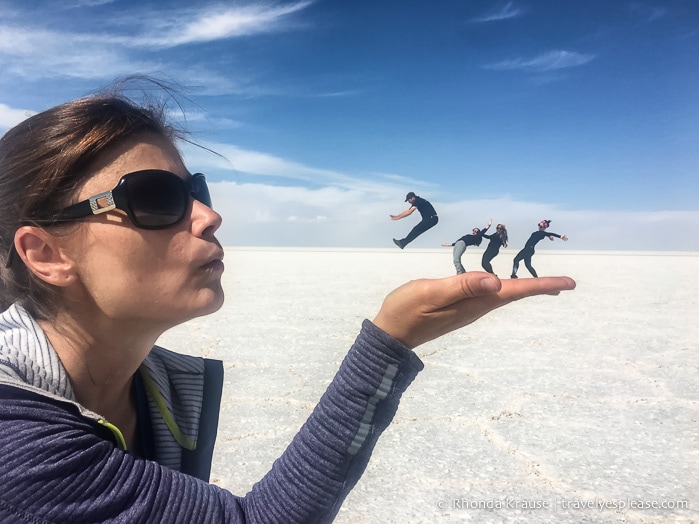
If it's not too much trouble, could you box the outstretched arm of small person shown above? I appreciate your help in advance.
[390,207,415,220]
[373,272,576,349]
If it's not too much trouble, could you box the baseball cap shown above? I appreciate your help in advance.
[405,191,416,202]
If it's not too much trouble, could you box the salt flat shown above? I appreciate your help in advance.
[158,248,699,523]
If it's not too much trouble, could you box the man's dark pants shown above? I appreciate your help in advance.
[399,216,439,247]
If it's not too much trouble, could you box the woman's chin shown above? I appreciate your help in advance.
[172,288,225,324]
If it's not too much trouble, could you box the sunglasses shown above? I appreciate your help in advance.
[5,169,212,267]
[50,169,211,228]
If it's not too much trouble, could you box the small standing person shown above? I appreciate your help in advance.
[391,192,438,249]
[481,223,508,274]
[441,218,492,274]
[511,219,568,278]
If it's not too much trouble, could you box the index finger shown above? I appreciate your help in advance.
[496,276,576,302]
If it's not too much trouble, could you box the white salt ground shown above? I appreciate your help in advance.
[158,248,698,523]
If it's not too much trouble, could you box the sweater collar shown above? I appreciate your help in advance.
[0,304,76,401]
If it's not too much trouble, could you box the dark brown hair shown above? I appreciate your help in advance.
[0,83,185,319]
[495,223,509,245]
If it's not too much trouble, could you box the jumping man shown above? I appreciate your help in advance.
[391,192,439,249]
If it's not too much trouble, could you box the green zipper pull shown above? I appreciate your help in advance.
[98,419,128,451]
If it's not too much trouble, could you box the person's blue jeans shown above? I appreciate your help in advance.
[452,240,467,274]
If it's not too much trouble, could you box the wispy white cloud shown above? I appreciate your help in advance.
[209,181,397,248]
[166,66,286,98]
[484,50,595,72]
[67,0,117,7]
[287,215,327,223]
[369,171,430,187]
[0,2,314,80]
[0,26,161,79]
[128,1,314,48]
[471,1,525,23]
[0,103,35,129]
[313,90,362,98]
[192,142,353,183]
[168,108,244,130]
[180,141,432,197]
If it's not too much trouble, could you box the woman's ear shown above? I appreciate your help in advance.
[14,226,78,287]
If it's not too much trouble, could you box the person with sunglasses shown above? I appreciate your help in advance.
[510,219,569,278]
[481,223,509,275]
[0,85,575,523]
[441,218,492,274]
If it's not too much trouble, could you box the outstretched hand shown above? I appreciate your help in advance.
[373,272,576,349]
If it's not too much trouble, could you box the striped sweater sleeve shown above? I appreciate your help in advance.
[0,320,423,523]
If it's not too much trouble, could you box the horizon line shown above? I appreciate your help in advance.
[222,247,699,256]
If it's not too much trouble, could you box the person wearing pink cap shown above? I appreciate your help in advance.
[510,219,568,278]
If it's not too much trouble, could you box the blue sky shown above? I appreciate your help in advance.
[1,0,697,250]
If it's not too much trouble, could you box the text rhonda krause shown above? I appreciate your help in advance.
[440,498,689,511]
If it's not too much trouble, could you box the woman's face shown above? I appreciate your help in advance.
[59,132,225,329]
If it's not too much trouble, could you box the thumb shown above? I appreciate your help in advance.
[455,272,502,301]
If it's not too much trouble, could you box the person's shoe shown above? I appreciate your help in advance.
[510,274,518,279]
[393,238,404,249]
